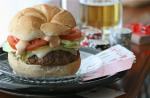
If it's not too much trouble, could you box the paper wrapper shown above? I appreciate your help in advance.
[77,45,136,81]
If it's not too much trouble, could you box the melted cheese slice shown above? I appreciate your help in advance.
[30,46,77,58]
[31,46,59,58]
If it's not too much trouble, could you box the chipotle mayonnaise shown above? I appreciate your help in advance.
[15,40,28,55]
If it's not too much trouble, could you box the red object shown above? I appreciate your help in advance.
[130,23,150,35]
[130,23,150,45]
[145,25,150,35]
[7,36,48,51]
[131,23,142,33]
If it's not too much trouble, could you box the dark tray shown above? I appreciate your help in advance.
[0,48,126,97]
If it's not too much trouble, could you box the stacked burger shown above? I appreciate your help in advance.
[2,4,82,77]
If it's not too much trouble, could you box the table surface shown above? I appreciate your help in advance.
[0,5,150,98]
[115,43,150,98]
[0,43,150,98]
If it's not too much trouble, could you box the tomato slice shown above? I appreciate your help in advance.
[7,36,48,51]
[60,29,82,41]
[26,38,48,51]
[7,36,19,49]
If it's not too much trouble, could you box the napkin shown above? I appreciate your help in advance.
[78,45,136,81]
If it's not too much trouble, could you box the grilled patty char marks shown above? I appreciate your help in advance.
[26,50,79,66]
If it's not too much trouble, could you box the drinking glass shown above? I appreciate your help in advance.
[79,0,123,45]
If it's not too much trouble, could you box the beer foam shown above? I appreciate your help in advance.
[79,0,120,6]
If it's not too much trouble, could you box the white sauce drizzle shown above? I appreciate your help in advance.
[43,36,51,41]
[15,40,28,55]
[49,36,60,48]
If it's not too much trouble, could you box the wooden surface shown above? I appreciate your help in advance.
[115,43,150,98]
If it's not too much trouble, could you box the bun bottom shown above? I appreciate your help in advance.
[8,53,81,77]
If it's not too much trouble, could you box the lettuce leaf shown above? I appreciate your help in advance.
[61,40,81,49]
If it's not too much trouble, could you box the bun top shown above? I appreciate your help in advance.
[9,4,76,41]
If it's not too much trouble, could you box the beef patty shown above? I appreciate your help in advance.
[26,50,79,66]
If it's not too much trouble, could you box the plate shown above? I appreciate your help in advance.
[0,48,126,97]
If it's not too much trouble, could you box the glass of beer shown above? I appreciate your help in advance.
[79,0,123,45]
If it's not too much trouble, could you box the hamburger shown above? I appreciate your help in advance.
[2,4,82,77]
